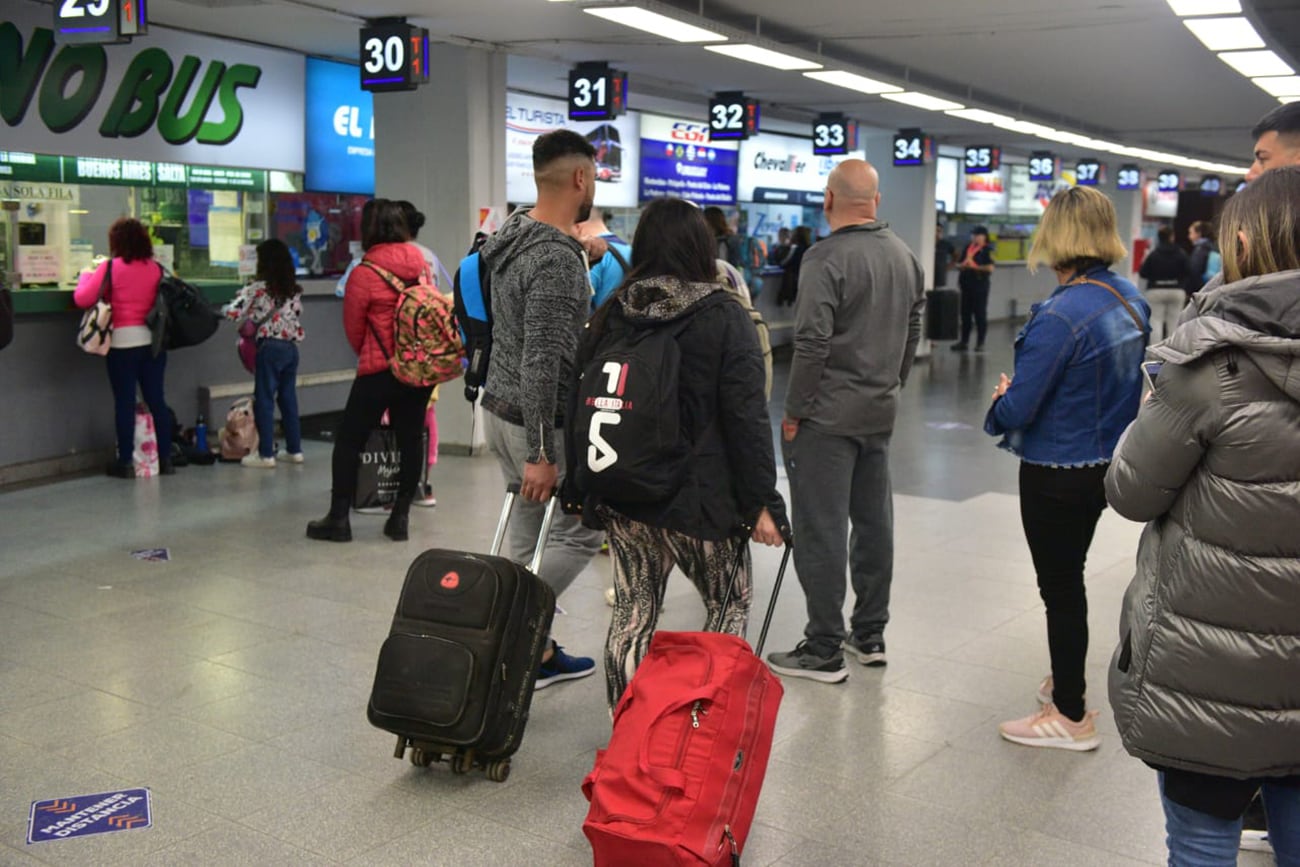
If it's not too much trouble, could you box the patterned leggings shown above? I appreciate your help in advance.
[603,511,751,712]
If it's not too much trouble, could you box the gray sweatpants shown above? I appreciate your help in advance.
[782,424,894,656]
[484,413,604,600]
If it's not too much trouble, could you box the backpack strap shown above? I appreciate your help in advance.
[1070,276,1148,335]
[360,259,406,293]
[605,244,631,273]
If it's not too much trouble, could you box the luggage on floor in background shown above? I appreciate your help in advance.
[353,425,431,513]
[367,484,557,783]
[582,545,793,866]
[925,288,960,342]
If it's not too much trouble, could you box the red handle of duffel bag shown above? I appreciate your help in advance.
[636,686,720,791]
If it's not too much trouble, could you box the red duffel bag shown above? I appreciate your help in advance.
[582,547,791,867]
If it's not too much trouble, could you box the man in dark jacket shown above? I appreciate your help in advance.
[1138,225,1190,339]
[479,129,605,688]
[1184,221,1219,298]
[767,160,925,683]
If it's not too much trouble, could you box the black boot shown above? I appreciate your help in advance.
[383,495,413,541]
[307,494,352,542]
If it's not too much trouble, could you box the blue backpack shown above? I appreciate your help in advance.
[1203,249,1222,282]
[452,236,491,402]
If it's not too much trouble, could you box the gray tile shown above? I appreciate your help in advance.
[146,743,348,822]
[94,661,269,712]
[135,820,337,866]
[769,838,895,867]
[0,691,155,751]
[177,682,364,743]
[239,773,448,861]
[888,659,1042,710]
[61,715,251,780]
[349,810,588,867]
[0,573,159,623]
[0,663,86,717]
[989,830,1157,866]
[462,754,598,849]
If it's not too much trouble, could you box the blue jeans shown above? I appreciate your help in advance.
[253,339,301,459]
[1161,774,1300,866]
[105,346,170,466]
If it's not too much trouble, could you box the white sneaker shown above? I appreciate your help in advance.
[413,483,437,508]
[605,586,616,607]
[1240,830,1272,853]
[241,454,276,469]
[276,450,305,464]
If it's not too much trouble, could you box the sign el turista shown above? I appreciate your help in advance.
[358,20,429,93]
[569,63,627,121]
[53,0,147,45]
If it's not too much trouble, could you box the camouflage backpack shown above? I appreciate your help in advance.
[362,261,465,387]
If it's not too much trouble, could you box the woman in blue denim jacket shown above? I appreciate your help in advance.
[984,186,1150,752]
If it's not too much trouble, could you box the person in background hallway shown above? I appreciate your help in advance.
[1105,166,1300,866]
[776,225,812,307]
[1138,225,1190,340]
[578,209,633,310]
[766,159,925,684]
[74,217,172,479]
[933,223,956,288]
[478,129,605,689]
[1185,221,1219,298]
[985,186,1149,751]
[767,227,792,265]
[1245,102,1300,182]
[952,225,995,351]
[223,239,305,468]
[307,199,431,544]
[703,206,743,271]
[565,197,787,713]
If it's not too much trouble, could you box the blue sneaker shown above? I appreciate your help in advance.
[535,642,595,690]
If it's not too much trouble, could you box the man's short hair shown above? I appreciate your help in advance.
[1157,225,1175,244]
[1251,103,1300,142]
[533,129,596,173]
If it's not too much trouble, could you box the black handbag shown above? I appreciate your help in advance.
[153,268,220,350]
[0,278,13,351]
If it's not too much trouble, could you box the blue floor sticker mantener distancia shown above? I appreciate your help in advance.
[27,789,152,844]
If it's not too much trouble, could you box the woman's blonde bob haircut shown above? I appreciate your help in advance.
[1218,165,1300,283]
[1027,186,1128,272]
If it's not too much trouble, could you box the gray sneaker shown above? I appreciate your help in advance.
[844,638,886,667]
[766,641,848,683]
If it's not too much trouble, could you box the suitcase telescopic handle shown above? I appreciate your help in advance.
[494,483,560,575]
[720,539,793,658]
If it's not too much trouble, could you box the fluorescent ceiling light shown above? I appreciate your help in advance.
[802,69,901,94]
[583,7,726,42]
[881,91,964,111]
[704,43,822,71]
[1183,17,1264,51]
[992,119,1059,137]
[944,108,1014,125]
[1282,96,1300,104]
[1218,50,1294,77]
[1167,0,1240,14]
[1252,75,1300,96]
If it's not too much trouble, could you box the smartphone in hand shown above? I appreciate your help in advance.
[1142,361,1163,393]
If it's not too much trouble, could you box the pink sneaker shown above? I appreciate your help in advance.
[1037,676,1053,705]
[999,704,1100,752]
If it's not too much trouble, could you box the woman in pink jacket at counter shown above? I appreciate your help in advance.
[74,217,172,478]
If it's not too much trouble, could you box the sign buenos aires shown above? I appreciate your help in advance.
[2,4,304,172]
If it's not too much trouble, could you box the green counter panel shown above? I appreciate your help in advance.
[12,283,242,315]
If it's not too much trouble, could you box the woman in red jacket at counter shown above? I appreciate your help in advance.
[306,198,433,543]
[73,217,172,479]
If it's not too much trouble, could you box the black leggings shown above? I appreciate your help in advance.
[331,371,432,499]
[1018,462,1108,722]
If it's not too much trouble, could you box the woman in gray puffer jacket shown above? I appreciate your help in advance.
[1105,166,1300,864]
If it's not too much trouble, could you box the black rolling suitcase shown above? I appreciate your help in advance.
[925,288,960,341]
[367,484,558,782]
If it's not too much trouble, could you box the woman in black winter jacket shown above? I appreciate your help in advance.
[565,197,788,714]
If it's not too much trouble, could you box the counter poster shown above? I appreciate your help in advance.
[1144,180,1178,218]
[736,133,865,205]
[1007,165,1071,216]
[3,0,305,172]
[304,58,374,195]
[638,115,738,205]
[958,166,1009,216]
[505,92,640,208]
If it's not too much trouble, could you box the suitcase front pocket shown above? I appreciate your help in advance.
[371,632,475,729]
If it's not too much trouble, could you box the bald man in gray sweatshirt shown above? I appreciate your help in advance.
[766,160,925,684]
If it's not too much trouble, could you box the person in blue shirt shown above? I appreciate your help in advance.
[577,210,632,310]
[984,185,1149,753]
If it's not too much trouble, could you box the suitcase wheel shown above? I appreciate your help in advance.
[486,759,511,783]
[451,750,475,775]
[409,747,438,768]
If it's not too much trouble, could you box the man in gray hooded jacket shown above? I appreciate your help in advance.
[479,129,606,688]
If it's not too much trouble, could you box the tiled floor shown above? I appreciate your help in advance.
[0,328,1274,865]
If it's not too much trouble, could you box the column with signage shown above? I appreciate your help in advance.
[864,132,938,287]
[371,37,506,451]
[1110,163,1145,281]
